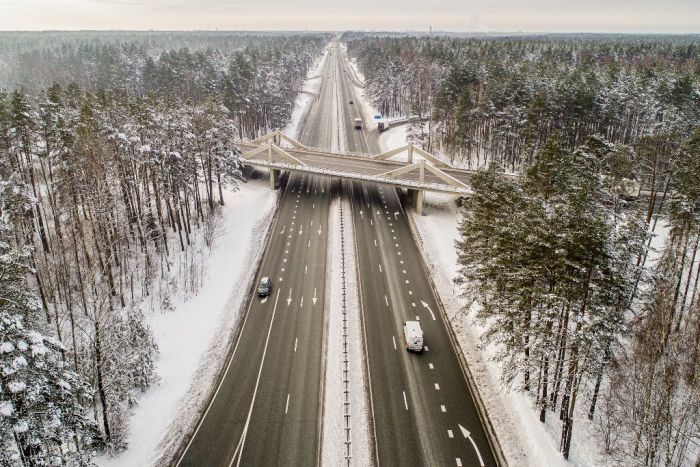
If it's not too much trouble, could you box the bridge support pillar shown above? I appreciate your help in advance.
[269,169,279,190]
[416,189,425,215]
[407,189,425,215]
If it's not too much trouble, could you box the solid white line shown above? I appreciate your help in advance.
[402,391,408,410]
[229,288,281,467]
[285,394,290,414]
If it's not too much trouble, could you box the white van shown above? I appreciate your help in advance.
[403,320,424,352]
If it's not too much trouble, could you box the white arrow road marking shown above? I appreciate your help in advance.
[394,211,399,219]
[312,288,318,306]
[287,289,292,306]
[459,425,485,467]
[403,391,408,410]
[421,301,437,320]
[285,394,290,414]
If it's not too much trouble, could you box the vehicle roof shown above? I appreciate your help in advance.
[260,276,271,282]
[405,320,422,330]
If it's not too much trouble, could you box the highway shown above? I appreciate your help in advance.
[336,46,499,466]
[176,43,339,467]
[177,41,499,467]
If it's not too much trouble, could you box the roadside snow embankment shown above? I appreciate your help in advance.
[98,178,278,467]
[284,45,330,141]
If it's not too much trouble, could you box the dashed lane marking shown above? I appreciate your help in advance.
[448,429,454,438]
[393,336,397,350]
[403,391,408,410]
[429,363,434,369]
[435,383,440,390]
[285,394,290,414]
[441,405,446,412]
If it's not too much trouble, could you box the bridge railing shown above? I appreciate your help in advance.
[248,159,471,195]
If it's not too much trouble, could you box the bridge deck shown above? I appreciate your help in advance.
[238,142,475,195]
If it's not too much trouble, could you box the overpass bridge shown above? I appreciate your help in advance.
[238,129,475,215]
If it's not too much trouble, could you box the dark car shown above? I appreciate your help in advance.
[257,277,272,297]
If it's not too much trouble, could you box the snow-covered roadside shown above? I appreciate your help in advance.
[284,45,329,141]
[321,196,372,466]
[97,178,278,467]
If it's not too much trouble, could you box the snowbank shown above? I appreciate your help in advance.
[321,197,372,466]
[97,178,278,467]
[284,45,329,141]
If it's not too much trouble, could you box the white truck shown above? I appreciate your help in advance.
[403,320,424,352]
[377,118,390,132]
[353,117,363,130]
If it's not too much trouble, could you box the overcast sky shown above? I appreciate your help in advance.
[1,0,698,33]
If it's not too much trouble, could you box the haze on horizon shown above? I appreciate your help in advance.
[1,0,698,34]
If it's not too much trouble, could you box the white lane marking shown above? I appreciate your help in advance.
[441,404,446,412]
[399,260,404,264]
[311,220,314,226]
[429,363,434,369]
[299,226,303,236]
[374,239,377,246]
[305,264,307,275]
[285,394,290,414]
[318,227,322,236]
[385,295,389,306]
[402,391,408,410]
[294,338,298,352]
[279,277,283,282]
[421,301,437,320]
[229,289,281,467]
[435,383,440,390]
[370,219,373,225]
[425,346,429,351]
[300,296,304,307]
[360,210,364,219]
[402,269,406,274]
[392,336,397,350]
[456,458,462,467]
[409,291,413,296]
[283,258,287,263]
[261,297,268,304]
[285,250,289,254]
[312,288,318,306]
[378,264,383,273]
[280,226,286,234]
[448,429,454,438]
[397,252,401,256]
[412,302,416,307]
[289,234,292,239]
[312,203,315,209]
[287,289,293,306]
[395,243,399,247]
[394,236,397,240]
[405,279,410,284]
[459,425,485,467]
[287,242,290,246]
[416,316,420,320]
[308,239,311,247]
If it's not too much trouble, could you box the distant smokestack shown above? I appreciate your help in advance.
[429,26,432,35]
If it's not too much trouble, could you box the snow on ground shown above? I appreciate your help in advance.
[97,177,278,467]
[322,197,372,466]
[283,45,329,141]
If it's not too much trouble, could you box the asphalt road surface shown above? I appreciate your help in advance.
[336,46,498,467]
[176,43,339,467]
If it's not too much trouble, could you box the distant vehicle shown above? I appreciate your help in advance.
[403,320,424,352]
[257,277,272,297]
[377,119,390,132]
[353,118,363,130]
[349,99,354,104]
